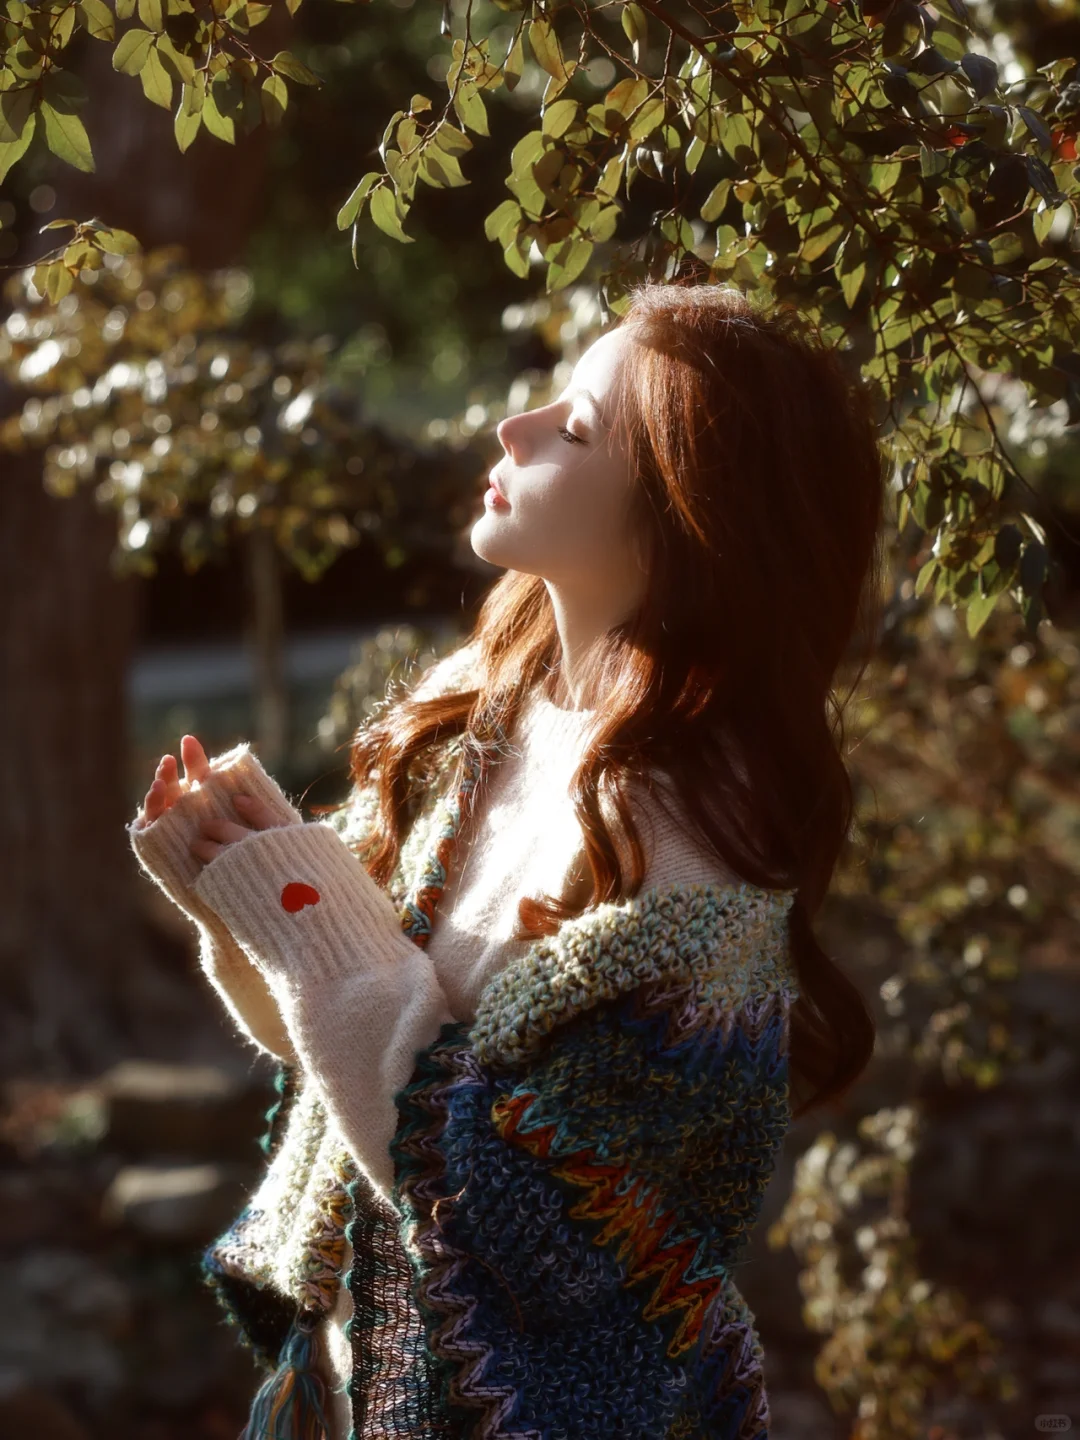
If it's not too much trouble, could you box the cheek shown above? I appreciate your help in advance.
[529,469,617,541]
[545,473,636,573]
[476,452,636,576]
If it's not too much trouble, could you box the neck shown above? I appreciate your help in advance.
[544,580,641,709]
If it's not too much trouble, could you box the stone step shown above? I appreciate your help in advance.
[95,1059,275,1161]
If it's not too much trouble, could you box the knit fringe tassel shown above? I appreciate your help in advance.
[240,1308,330,1440]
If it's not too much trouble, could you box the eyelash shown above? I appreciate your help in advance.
[558,425,586,446]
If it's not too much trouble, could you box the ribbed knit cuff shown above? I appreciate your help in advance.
[191,819,458,1201]
[191,820,420,985]
[128,741,304,903]
[127,742,307,1060]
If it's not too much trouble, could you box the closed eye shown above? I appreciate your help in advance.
[558,425,587,446]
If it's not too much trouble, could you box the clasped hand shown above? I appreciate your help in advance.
[137,734,287,865]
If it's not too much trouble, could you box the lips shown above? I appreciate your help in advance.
[488,472,508,501]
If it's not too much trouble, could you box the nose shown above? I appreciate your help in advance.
[495,407,542,459]
[495,413,519,452]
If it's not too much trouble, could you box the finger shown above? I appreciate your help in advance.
[157,753,183,806]
[190,837,223,865]
[139,777,166,827]
[231,793,288,832]
[199,816,253,845]
[181,734,211,787]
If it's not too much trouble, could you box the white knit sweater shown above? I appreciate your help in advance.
[317,685,744,1434]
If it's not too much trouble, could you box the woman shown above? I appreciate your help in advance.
[129,280,887,1439]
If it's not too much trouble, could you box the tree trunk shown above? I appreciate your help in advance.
[0,442,146,1078]
[0,15,291,1080]
[245,525,289,775]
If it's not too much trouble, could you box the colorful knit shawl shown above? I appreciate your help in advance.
[200,716,800,1440]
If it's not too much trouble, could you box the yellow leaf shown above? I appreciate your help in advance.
[370,186,414,243]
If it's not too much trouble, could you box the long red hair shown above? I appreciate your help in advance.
[327,280,889,1119]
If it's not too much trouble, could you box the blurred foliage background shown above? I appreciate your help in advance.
[1,0,1079,1437]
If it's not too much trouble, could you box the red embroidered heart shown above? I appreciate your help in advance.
[281,882,321,913]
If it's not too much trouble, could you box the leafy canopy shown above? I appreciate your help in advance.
[2,0,1078,634]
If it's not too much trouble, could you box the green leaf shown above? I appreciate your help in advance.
[0,112,35,183]
[840,257,866,308]
[484,197,522,244]
[959,51,998,99]
[528,17,569,83]
[802,218,845,262]
[590,202,620,242]
[595,152,624,201]
[541,98,577,139]
[370,186,414,243]
[628,95,665,144]
[336,171,379,230]
[1032,202,1057,245]
[433,123,472,157]
[139,45,173,109]
[684,134,706,175]
[62,239,95,268]
[509,128,548,174]
[156,34,195,85]
[202,91,235,144]
[504,29,525,92]
[933,25,967,62]
[270,51,320,86]
[112,27,154,76]
[453,81,489,137]
[419,147,468,188]
[837,230,866,308]
[502,229,531,278]
[546,236,593,292]
[713,223,739,264]
[621,2,648,61]
[700,178,732,222]
[1017,104,1051,153]
[0,86,35,145]
[40,100,94,172]
[115,0,136,15]
[78,0,115,41]
[964,585,999,636]
[720,110,754,164]
[913,557,937,597]
[602,77,648,124]
[137,0,163,30]
[261,72,287,128]
[870,158,904,196]
[95,226,140,254]
[53,5,78,47]
[174,82,202,151]
[46,261,74,302]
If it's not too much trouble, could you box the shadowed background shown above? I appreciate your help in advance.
[1,0,1080,1436]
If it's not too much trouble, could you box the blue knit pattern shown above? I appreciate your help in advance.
[388,921,795,1440]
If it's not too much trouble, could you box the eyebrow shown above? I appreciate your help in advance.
[565,387,606,427]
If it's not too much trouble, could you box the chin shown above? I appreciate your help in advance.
[469,513,516,567]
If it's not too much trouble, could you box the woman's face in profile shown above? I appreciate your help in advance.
[472,325,643,603]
